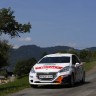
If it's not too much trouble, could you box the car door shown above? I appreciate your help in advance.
[72,55,81,81]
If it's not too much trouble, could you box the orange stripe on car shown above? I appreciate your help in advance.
[56,76,63,84]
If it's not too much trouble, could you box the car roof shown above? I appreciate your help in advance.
[44,53,73,57]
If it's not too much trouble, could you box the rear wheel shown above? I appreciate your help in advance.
[81,72,85,83]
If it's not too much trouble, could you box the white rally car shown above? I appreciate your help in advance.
[29,53,85,88]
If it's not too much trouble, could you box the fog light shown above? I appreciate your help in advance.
[31,80,33,82]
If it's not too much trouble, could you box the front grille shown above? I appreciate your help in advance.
[37,72,57,81]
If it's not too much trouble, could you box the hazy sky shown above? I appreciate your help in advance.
[0,0,96,49]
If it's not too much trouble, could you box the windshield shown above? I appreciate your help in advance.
[39,57,70,63]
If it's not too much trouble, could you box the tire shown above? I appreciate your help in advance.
[69,74,75,87]
[30,85,38,88]
[81,72,85,84]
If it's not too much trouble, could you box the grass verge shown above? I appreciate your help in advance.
[0,76,29,96]
[84,61,96,71]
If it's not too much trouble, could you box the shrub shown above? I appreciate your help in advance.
[14,58,37,77]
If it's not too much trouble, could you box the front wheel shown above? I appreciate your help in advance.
[69,74,75,87]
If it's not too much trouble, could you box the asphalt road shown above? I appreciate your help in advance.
[9,70,96,96]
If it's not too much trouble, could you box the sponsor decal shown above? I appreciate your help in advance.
[35,66,63,69]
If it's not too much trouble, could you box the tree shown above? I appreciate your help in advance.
[0,40,11,69]
[79,50,92,62]
[67,49,79,56]
[14,58,37,77]
[0,69,8,77]
[41,52,47,58]
[0,7,31,69]
[0,7,31,37]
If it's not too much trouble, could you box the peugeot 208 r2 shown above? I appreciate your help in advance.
[29,53,85,88]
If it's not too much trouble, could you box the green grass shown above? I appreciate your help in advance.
[0,61,96,96]
[0,76,30,96]
[84,61,96,71]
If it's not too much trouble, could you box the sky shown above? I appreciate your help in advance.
[0,0,96,49]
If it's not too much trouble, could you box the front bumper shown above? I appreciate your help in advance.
[29,72,70,85]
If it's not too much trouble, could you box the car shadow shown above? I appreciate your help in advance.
[35,81,91,89]
[37,85,66,89]
[73,81,91,87]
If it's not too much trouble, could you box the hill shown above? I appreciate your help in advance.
[86,47,96,51]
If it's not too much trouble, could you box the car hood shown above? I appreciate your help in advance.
[33,63,70,73]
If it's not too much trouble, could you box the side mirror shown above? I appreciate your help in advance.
[75,62,80,67]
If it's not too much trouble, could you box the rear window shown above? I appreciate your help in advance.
[39,57,70,63]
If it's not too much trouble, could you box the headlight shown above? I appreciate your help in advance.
[30,67,35,73]
[59,66,70,73]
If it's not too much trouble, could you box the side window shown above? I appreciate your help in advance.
[72,55,80,65]
[72,55,76,65]
[75,56,81,63]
